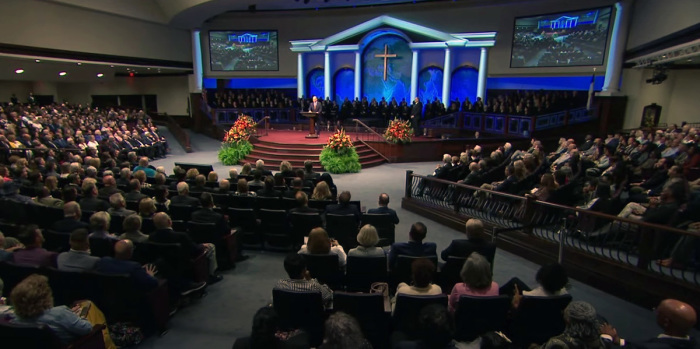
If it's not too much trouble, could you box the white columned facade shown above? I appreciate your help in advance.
[602,1,631,94]
[297,53,304,98]
[441,47,452,107]
[410,50,419,102]
[324,51,331,99]
[477,47,488,99]
[354,52,361,100]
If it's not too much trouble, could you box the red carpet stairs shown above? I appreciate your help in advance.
[242,139,386,171]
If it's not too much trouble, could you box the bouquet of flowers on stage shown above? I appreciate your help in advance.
[384,118,414,144]
[320,128,361,174]
[218,115,255,165]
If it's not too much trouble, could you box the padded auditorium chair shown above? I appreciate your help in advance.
[454,295,511,341]
[392,255,438,287]
[290,212,323,248]
[508,294,573,346]
[393,294,448,336]
[0,321,107,349]
[439,256,467,293]
[273,289,325,347]
[88,237,116,258]
[259,209,293,250]
[228,207,262,249]
[345,255,387,292]
[360,213,396,247]
[43,229,71,253]
[325,214,359,250]
[301,254,343,290]
[333,292,390,348]
[187,221,238,268]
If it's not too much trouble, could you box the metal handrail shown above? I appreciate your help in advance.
[253,116,270,137]
[352,119,391,144]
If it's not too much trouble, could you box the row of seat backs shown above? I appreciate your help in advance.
[0,320,106,349]
[273,289,571,348]
[0,262,167,333]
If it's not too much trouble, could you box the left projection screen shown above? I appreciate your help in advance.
[209,30,279,71]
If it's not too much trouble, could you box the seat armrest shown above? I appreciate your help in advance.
[68,324,106,349]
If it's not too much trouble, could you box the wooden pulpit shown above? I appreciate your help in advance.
[300,112,319,138]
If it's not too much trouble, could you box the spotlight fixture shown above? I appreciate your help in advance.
[77,62,82,66]
[110,65,114,68]
[15,69,24,74]
[35,59,41,63]
[59,71,67,76]
[97,73,104,78]
[646,65,668,85]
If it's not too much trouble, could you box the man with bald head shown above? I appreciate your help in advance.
[51,201,89,233]
[602,299,698,348]
[98,175,123,198]
[96,239,158,290]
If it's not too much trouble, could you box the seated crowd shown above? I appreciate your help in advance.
[422,123,700,270]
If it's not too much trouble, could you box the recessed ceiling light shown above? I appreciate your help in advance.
[147,68,151,70]
[77,62,82,66]
[97,73,104,78]
[35,59,41,63]
[110,65,114,68]
[59,71,67,76]
[15,69,24,74]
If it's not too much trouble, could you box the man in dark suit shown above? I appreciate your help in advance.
[191,193,229,238]
[149,212,222,284]
[98,175,123,198]
[96,239,159,291]
[325,190,361,222]
[170,182,201,207]
[284,178,304,199]
[602,299,698,348]
[440,218,496,262]
[388,222,436,270]
[309,95,323,129]
[303,160,320,182]
[124,179,148,202]
[289,192,319,215]
[367,193,399,225]
[410,97,423,135]
[12,225,57,268]
[78,182,110,212]
[52,201,89,233]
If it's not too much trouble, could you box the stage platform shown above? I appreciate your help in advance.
[256,129,435,144]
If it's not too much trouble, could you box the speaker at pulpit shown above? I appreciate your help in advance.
[300,112,319,139]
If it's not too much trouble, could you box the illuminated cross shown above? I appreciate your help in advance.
[374,44,397,81]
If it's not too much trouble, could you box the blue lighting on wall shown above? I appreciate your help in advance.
[486,76,605,91]
[450,66,478,105]
[202,77,297,89]
[307,68,325,99]
[418,66,443,104]
[362,35,411,103]
[334,68,354,107]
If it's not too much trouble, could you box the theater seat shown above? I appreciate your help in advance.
[0,321,106,349]
[272,289,325,347]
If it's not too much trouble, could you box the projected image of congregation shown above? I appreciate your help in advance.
[0,1,699,349]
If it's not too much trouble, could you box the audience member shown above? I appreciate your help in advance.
[392,258,442,311]
[96,239,158,290]
[119,214,149,243]
[448,252,499,313]
[12,225,56,267]
[348,224,385,257]
[171,182,200,206]
[52,202,89,233]
[441,218,496,262]
[319,312,372,349]
[367,193,400,224]
[107,193,136,217]
[274,253,333,309]
[57,228,100,272]
[88,211,118,241]
[232,306,309,349]
[298,227,347,267]
[388,222,437,270]
[540,301,608,349]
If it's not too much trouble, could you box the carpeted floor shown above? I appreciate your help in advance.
[137,127,690,349]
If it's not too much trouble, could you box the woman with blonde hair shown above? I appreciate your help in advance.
[298,227,346,267]
[311,181,334,201]
[10,274,115,348]
[185,168,199,181]
[279,161,295,178]
[348,225,385,257]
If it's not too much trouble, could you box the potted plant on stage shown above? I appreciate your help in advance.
[319,128,361,174]
[384,118,414,144]
[218,115,256,166]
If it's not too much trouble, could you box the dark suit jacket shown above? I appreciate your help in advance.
[51,218,89,233]
[170,194,200,207]
[440,237,496,262]
[79,197,110,212]
[643,202,680,225]
[495,175,518,194]
[310,101,322,114]
[124,191,148,202]
[410,102,423,119]
[95,257,158,290]
[191,208,229,236]
[149,228,201,257]
[289,206,320,215]
[257,188,281,198]
[98,186,123,198]
[388,241,437,270]
[367,206,399,224]
[325,203,361,222]
[13,247,57,267]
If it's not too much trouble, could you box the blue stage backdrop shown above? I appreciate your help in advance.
[450,66,478,104]
[307,68,324,99]
[362,35,411,104]
[418,66,443,105]
[334,68,354,108]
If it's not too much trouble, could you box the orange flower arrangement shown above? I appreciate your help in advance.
[223,115,256,144]
[325,128,354,152]
[384,118,414,144]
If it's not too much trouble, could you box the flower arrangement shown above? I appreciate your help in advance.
[218,115,256,166]
[384,118,414,144]
[319,128,361,174]
[223,115,256,144]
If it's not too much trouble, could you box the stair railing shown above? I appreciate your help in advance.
[253,116,270,137]
[352,119,391,144]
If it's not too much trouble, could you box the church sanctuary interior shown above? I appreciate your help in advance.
[1,0,700,348]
